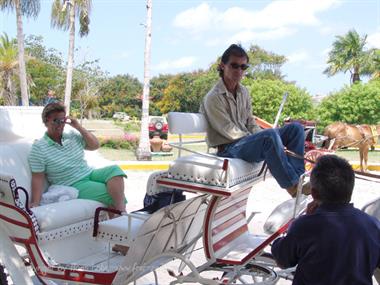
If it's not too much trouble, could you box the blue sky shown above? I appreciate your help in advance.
[2,0,380,96]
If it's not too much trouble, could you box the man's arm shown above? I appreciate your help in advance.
[30,172,46,208]
[67,117,100,150]
[245,91,261,134]
[271,225,300,268]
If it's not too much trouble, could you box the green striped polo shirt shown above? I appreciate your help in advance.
[28,131,93,186]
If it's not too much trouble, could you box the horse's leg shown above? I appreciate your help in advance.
[359,146,364,172]
[363,145,369,172]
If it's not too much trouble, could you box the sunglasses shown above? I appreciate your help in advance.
[229,62,250,71]
[52,118,67,125]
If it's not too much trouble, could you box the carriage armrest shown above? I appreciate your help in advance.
[92,207,150,243]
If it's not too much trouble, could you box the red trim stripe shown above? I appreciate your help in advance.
[157,179,231,196]
[214,198,247,221]
[212,224,248,252]
[212,212,245,236]
[215,220,292,265]
[219,187,251,205]
[0,213,29,228]
[203,197,219,259]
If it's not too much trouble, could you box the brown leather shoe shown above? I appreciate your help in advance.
[286,181,311,198]
[112,244,129,255]
[301,181,311,196]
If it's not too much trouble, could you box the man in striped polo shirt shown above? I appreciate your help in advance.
[28,102,127,212]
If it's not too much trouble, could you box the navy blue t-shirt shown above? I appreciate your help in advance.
[271,203,380,285]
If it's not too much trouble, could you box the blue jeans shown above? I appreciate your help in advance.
[217,123,305,189]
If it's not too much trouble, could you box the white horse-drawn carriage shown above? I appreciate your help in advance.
[0,107,377,284]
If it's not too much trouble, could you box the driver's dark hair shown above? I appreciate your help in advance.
[42,102,65,123]
[217,44,249,77]
[310,155,354,204]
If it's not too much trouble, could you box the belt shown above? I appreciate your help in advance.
[217,144,228,153]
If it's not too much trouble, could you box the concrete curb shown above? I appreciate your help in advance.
[350,163,380,171]
[118,161,170,171]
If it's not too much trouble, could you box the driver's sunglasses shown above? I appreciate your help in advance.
[229,63,250,71]
[52,118,67,125]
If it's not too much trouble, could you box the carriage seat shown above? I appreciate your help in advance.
[166,154,263,193]
[0,139,105,236]
[156,112,264,196]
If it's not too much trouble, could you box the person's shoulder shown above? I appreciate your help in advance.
[31,136,48,148]
[288,213,320,231]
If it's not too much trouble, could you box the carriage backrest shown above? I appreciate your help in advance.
[168,112,207,134]
[0,106,45,142]
[112,194,208,283]
[0,140,38,203]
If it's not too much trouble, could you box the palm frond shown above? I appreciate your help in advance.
[51,0,70,30]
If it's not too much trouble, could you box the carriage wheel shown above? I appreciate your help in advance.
[199,263,278,284]
[304,149,331,171]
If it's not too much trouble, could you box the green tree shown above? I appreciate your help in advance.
[51,0,92,114]
[25,35,65,104]
[324,29,371,84]
[316,80,380,128]
[98,74,142,118]
[149,74,173,115]
[0,0,40,105]
[0,33,19,105]
[208,44,287,81]
[157,70,217,114]
[71,59,107,121]
[246,45,287,80]
[244,79,314,124]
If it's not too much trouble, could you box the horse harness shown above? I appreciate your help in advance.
[356,125,377,145]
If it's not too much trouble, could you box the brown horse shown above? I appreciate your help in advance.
[323,122,380,172]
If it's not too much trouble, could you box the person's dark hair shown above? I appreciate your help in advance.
[217,44,249,77]
[310,155,355,204]
[42,102,66,123]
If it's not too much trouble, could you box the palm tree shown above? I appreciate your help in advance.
[136,0,153,160]
[0,0,40,106]
[0,33,19,105]
[324,29,371,84]
[51,0,91,114]
[368,49,380,79]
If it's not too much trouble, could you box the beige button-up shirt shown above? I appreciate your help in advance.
[200,79,261,147]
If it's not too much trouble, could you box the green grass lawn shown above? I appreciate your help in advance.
[99,144,380,163]
[335,149,380,163]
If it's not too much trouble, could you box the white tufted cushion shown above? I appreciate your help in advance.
[167,154,264,188]
[32,199,104,232]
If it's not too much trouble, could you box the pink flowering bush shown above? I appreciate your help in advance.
[99,133,139,150]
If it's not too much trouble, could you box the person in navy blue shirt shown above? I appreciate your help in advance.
[271,155,380,285]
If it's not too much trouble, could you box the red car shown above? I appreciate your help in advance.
[149,116,168,140]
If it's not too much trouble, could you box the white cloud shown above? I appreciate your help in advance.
[367,31,380,48]
[153,56,197,71]
[228,27,296,44]
[286,50,310,64]
[173,3,219,33]
[173,0,340,35]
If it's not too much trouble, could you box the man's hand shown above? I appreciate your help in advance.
[306,200,320,214]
